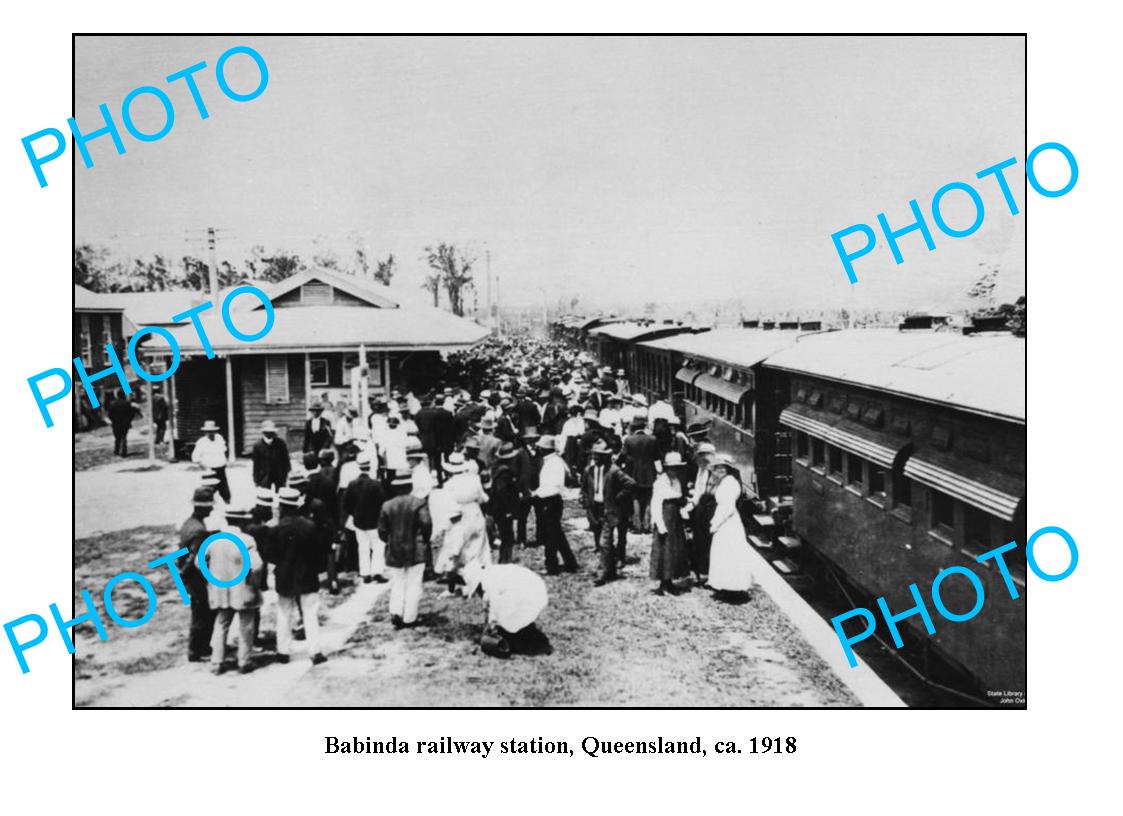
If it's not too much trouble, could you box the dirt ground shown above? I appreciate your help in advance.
[74,461,859,707]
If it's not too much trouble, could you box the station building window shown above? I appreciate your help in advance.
[963,505,993,557]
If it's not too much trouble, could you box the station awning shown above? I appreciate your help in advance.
[904,452,1024,522]
[694,373,752,403]
[779,405,907,468]
[674,366,701,384]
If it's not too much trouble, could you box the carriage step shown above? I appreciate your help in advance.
[752,514,775,528]
[778,536,801,550]
[748,534,773,550]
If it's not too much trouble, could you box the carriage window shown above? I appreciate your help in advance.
[869,465,887,503]
[964,505,994,556]
[931,489,955,538]
[811,438,825,468]
[827,445,842,478]
[846,454,863,489]
[795,431,809,461]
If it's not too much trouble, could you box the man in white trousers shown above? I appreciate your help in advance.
[378,469,433,629]
[341,451,387,584]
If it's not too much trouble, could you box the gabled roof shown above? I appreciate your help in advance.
[254,269,399,309]
[763,329,1025,423]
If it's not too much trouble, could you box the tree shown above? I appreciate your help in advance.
[253,250,305,284]
[422,273,441,307]
[424,242,475,316]
[374,253,396,286]
[1007,296,1026,337]
[74,244,110,290]
[967,265,999,310]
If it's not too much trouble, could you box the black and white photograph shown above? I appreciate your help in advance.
[70,34,1026,709]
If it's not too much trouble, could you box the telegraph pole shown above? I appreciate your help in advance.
[207,227,220,308]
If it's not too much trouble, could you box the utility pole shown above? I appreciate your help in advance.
[485,248,493,333]
[207,227,220,308]
[495,274,502,338]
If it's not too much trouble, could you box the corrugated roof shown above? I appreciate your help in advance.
[641,327,809,369]
[148,303,488,354]
[75,285,125,312]
[764,329,1025,423]
[591,321,698,341]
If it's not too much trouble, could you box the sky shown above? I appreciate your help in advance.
[74,35,1025,313]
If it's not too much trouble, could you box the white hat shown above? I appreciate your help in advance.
[200,420,219,432]
[260,419,277,432]
[443,451,468,474]
[277,487,302,507]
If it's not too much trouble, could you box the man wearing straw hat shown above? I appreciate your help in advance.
[489,441,522,564]
[178,486,218,662]
[378,469,433,629]
[191,420,230,503]
[206,503,264,675]
[533,435,578,575]
[342,451,387,584]
[268,487,328,665]
[583,439,636,586]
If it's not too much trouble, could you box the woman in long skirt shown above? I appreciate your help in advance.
[707,455,755,599]
[649,452,690,595]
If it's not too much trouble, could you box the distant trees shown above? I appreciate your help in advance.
[424,242,475,316]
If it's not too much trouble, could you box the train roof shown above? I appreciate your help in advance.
[763,329,1025,423]
[640,327,809,368]
[591,321,700,341]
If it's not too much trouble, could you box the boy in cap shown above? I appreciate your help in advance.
[206,503,265,674]
[378,470,433,628]
[267,487,328,665]
[179,487,217,662]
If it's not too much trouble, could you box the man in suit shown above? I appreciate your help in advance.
[378,470,433,628]
[489,441,521,563]
[622,417,659,533]
[153,393,169,445]
[289,467,338,595]
[107,390,138,457]
[512,426,541,547]
[252,420,290,490]
[342,451,388,584]
[495,398,520,443]
[302,404,333,454]
[267,487,329,665]
[515,389,542,434]
[178,487,217,662]
[583,439,637,585]
[414,394,455,484]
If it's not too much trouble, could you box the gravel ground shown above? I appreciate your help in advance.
[73,456,859,706]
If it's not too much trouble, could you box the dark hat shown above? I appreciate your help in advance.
[590,439,610,456]
[224,503,253,521]
[496,441,518,459]
[318,448,335,463]
[192,487,215,507]
[310,404,324,413]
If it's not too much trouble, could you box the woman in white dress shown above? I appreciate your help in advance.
[707,455,755,598]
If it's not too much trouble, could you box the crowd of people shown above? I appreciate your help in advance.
[176,332,757,675]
